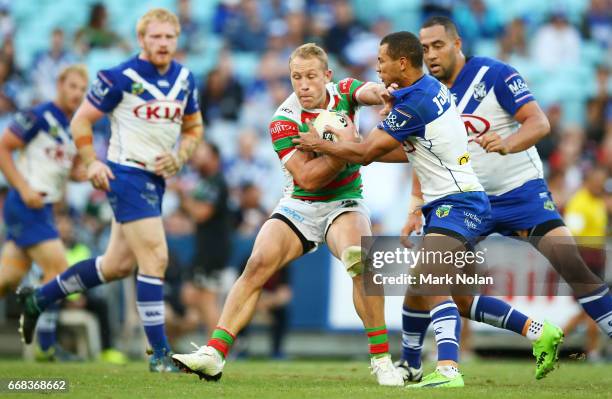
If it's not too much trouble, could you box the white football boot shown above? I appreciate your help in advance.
[394,359,423,382]
[172,343,225,381]
[370,355,404,386]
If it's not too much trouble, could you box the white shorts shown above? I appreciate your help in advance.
[271,197,370,253]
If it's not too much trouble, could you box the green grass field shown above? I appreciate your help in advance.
[0,359,611,399]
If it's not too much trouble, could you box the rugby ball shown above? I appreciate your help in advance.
[312,110,349,142]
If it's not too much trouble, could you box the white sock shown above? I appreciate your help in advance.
[525,320,544,341]
[437,365,460,379]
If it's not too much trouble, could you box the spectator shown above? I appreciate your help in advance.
[240,77,292,136]
[177,0,202,54]
[563,166,609,362]
[199,61,244,125]
[323,0,366,63]
[532,12,581,69]
[585,66,610,145]
[498,18,528,62]
[222,0,268,53]
[0,2,14,41]
[30,28,77,102]
[74,3,130,55]
[224,129,271,203]
[179,142,232,334]
[454,0,504,54]
[0,55,25,128]
[580,0,612,49]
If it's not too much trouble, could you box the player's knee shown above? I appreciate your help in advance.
[342,246,365,278]
[242,253,273,288]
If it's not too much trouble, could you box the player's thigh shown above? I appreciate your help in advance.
[0,242,32,293]
[326,211,371,259]
[120,216,167,268]
[241,219,303,286]
[26,239,69,282]
[101,219,137,278]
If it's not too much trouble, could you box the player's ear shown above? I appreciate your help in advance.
[137,33,145,49]
[455,36,463,53]
[325,69,332,83]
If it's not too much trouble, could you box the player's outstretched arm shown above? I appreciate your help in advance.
[294,117,399,165]
[154,111,204,178]
[71,99,115,191]
[355,82,398,106]
[0,128,45,208]
[476,101,550,155]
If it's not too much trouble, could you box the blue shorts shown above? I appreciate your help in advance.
[3,189,58,248]
[107,162,165,223]
[422,191,491,245]
[484,179,563,236]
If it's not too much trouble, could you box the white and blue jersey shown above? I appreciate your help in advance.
[450,57,562,234]
[3,102,75,247]
[378,74,489,243]
[86,56,199,223]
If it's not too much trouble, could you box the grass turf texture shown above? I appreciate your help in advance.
[0,359,610,399]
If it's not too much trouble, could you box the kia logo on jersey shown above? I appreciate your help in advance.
[133,99,183,123]
[461,114,490,141]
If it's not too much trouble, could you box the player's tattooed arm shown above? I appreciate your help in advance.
[155,111,203,178]
[400,169,425,248]
[476,102,550,155]
[374,146,408,163]
[71,99,115,191]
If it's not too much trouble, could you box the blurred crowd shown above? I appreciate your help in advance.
[0,0,611,357]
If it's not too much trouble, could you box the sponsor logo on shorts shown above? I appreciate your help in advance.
[457,152,470,165]
[141,192,159,208]
[436,204,453,218]
[543,199,556,211]
[341,200,358,208]
[279,206,304,222]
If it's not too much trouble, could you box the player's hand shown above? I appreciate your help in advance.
[293,121,325,152]
[155,152,183,179]
[87,160,115,191]
[475,133,509,155]
[379,83,398,117]
[19,186,45,209]
[400,211,423,248]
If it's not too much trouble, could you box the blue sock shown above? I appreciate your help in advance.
[36,302,59,351]
[470,295,530,336]
[401,306,431,368]
[578,285,612,338]
[430,300,461,363]
[34,257,105,310]
[136,274,170,357]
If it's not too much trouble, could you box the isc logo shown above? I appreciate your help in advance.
[133,100,183,123]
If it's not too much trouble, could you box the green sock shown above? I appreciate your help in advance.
[366,325,389,358]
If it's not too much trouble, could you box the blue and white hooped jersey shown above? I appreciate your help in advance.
[86,56,199,172]
[8,102,76,203]
[378,74,483,203]
[450,57,543,196]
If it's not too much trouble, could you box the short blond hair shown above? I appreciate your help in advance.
[136,8,181,37]
[289,43,329,70]
[58,64,89,83]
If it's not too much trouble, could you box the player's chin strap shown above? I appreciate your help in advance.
[342,246,366,278]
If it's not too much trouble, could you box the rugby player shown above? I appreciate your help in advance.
[172,43,404,386]
[17,8,203,372]
[396,16,610,381]
[0,65,88,360]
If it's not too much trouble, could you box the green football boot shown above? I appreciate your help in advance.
[406,369,464,388]
[533,321,564,380]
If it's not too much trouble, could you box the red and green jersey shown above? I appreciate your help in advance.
[269,78,367,202]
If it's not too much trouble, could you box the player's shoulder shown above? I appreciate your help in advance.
[20,102,55,125]
[395,75,444,108]
[271,93,302,125]
[468,56,517,78]
[96,56,139,86]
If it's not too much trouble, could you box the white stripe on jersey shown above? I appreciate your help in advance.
[42,111,70,143]
[167,67,190,100]
[455,66,489,112]
[122,68,166,99]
